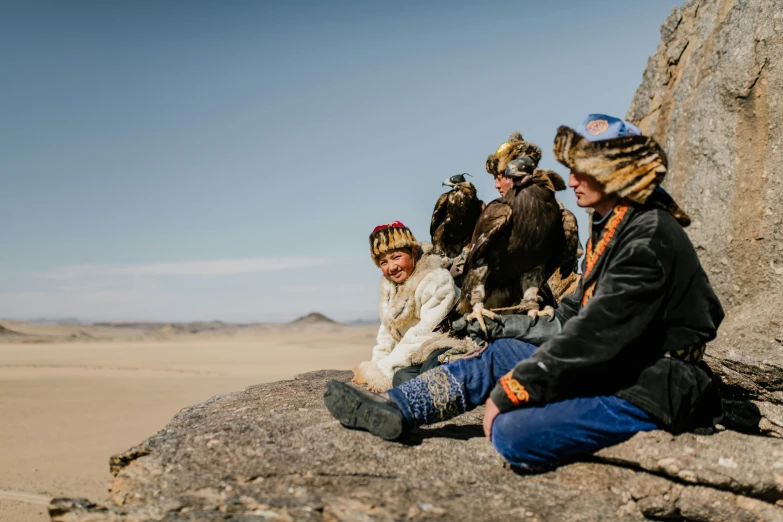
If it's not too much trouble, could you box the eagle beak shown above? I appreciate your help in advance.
[442,178,455,188]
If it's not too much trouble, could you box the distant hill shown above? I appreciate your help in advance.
[289,313,338,325]
[0,323,23,336]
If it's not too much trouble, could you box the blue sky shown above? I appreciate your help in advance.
[0,1,676,322]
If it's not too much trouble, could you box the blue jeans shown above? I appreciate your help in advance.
[387,338,659,470]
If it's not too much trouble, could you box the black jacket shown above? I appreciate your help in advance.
[489,204,725,432]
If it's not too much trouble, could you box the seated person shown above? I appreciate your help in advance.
[326,115,724,472]
[352,221,458,392]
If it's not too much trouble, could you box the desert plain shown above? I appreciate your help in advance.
[0,315,374,522]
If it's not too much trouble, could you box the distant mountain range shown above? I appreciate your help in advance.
[6,313,379,327]
[0,313,380,344]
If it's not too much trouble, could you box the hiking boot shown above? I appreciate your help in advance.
[323,380,405,440]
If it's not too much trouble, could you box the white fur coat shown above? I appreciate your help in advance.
[353,243,457,391]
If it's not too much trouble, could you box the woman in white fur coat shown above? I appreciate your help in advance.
[352,221,458,392]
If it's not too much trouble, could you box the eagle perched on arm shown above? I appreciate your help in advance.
[430,174,484,259]
[457,132,579,331]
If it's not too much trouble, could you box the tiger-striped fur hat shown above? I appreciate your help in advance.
[369,221,419,265]
[554,115,690,226]
[486,132,542,177]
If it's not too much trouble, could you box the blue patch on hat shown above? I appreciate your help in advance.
[576,114,642,142]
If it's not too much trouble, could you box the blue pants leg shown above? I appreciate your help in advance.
[386,338,660,471]
[387,338,537,426]
[491,395,659,471]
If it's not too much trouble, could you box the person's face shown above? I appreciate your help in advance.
[378,248,416,284]
[568,171,611,209]
[494,174,514,197]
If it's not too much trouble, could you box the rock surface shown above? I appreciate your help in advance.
[627,0,783,436]
[49,1,783,521]
[49,370,783,522]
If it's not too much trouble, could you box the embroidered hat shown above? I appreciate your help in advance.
[576,114,641,142]
[485,132,542,177]
[369,221,418,265]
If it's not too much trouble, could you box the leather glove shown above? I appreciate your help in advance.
[520,315,562,345]
[451,314,471,337]
[453,313,562,344]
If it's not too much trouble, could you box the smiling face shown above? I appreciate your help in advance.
[494,174,514,197]
[378,248,417,284]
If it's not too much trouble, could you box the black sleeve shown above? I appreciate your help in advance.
[490,241,666,412]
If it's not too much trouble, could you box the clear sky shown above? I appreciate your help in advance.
[0,1,677,323]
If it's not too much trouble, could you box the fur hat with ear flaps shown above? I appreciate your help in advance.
[369,221,419,265]
[553,117,691,227]
[486,132,543,176]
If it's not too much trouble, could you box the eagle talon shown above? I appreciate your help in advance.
[527,305,555,321]
[516,298,542,313]
[466,303,497,334]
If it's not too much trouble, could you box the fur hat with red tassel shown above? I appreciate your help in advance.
[369,221,419,265]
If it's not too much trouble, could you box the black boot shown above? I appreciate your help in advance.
[323,380,406,440]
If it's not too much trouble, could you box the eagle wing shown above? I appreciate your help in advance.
[465,200,512,268]
[447,200,513,317]
[559,204,582,277]
[430,191,450,238]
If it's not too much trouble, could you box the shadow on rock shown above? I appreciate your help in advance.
[401,423,485,445]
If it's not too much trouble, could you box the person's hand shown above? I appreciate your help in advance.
[483,397,500,440]
[465,315,506,340]
[452,314,502,343]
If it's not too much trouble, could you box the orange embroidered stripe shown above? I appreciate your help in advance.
[499,371,530,406]
[581,281,596,306]
[581,203,630,306]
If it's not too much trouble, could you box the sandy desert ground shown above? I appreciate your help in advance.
[0,316,376,521]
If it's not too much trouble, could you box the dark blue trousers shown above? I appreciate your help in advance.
[387,338,659,470]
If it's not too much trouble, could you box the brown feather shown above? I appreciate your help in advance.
[464,201,512,268]
[455,172,571,318]
[430,192,449,239]
[558,204,581,278]
[430,182,484,258]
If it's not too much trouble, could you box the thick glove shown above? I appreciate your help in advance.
[519,315,562,345]
[453,313,562,344]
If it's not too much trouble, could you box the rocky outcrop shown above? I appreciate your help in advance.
[49,370,783,522]
[627,0,783,437]
[47,1,783,521]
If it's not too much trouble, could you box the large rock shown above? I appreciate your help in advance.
[626,0,783,431]
[49,371,783,522]
[47,2,783,521]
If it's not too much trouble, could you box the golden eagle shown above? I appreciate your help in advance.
[455,135,579,331]
[430,174,484,259]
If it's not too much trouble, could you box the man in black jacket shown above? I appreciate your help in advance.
[324,114,724,471]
